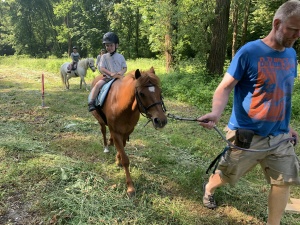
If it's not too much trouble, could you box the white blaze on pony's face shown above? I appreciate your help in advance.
[148,86,155,93]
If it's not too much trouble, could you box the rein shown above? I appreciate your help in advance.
[167,113,296,152]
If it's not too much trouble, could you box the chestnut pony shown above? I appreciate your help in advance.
[91,67,167,196]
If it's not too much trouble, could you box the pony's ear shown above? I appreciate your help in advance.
[135,69,141,79]
[149,67,155,74]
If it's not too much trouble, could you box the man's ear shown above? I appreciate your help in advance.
[274,19,281,30]
[116,44,119,48]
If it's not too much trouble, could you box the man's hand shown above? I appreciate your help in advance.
[197,112,220,129]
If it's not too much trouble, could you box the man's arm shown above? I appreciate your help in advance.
[198,72,238,128]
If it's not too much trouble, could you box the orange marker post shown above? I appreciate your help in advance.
[42,73,45,107]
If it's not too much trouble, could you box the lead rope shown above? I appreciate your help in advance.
[167,113,296,174]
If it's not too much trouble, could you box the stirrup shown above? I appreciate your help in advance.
[88,101,96,112]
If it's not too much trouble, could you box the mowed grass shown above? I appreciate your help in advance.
[1,57,300,224]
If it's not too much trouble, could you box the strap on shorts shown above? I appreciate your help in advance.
[206,146,230,174]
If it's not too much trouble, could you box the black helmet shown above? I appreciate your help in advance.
[102,32,119,44]
[73,46,77,49]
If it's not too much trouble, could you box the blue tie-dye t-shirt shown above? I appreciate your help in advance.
[227,39,297,137]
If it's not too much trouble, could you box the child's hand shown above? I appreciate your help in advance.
[114,74,123,79]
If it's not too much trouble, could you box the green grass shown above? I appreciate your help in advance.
[1,56,300,224]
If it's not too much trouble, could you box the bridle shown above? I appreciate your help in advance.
[135,84,167,120]
[88,59,95,70]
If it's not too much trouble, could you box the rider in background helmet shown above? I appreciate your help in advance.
[88,32,127,121]
[67,46,81,73]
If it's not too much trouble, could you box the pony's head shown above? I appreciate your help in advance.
[134,67,167,129]
[87,58,96,72]
[79,58,96,72]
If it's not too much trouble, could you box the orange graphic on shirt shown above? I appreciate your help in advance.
[248,57,292,122]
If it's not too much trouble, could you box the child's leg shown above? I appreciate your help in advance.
[67,63,72,73]
[88,79,106,112]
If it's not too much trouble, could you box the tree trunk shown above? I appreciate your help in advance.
[135,8,140,57]
[241,0,251,46]
[231,0,239,58]
[206,0,231,76]
[164,0,177,73]
[165,34,172,73]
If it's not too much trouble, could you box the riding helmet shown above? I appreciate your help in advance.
[73,46,77,49]
[102,32,119,44]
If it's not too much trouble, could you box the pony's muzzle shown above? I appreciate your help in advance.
[153,117,167,128]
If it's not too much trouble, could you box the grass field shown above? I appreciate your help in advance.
[1,57,300,224]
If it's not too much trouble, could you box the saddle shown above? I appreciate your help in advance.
[67,62,78,71]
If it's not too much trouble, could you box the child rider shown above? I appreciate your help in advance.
[88,32,127,112]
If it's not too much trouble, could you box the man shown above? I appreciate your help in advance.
[198,1,300,224]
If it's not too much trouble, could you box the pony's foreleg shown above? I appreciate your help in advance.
[113,133,135,197]
[80,76,89,91]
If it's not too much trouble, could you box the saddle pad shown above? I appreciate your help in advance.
[96,78,116,107]
[95,78,116,107]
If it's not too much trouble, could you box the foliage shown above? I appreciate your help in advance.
[6,0,61,57]
[2,0,297,65]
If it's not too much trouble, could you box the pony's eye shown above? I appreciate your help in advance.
[139,92,145,98]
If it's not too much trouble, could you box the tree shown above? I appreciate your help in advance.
[231,0,238,58]
[53,0,113,57]
[7,0,61,57]
[0,0,15,55]
[241,0,251,46]
[110,0,143,59]
[206,0,231,75]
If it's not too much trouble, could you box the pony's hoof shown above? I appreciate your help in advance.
[127,190,136,198]
[115,160,122,167]
[103,147,109,153]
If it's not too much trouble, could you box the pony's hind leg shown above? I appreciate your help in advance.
[92,111,109,153]
[65,75,70,89]
[108,136,114,146]
[100,124,109,153]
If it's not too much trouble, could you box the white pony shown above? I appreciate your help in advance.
[60,58,96,91]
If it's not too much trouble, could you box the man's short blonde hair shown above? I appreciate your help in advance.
[274,0,300,23]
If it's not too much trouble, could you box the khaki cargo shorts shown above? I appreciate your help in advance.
[217,127,300,185]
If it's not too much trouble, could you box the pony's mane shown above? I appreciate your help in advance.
[78,58,87,66]
[127,69,160,87]
[78,58,93,66]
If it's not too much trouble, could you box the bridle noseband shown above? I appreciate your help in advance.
[88,59,95,70]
